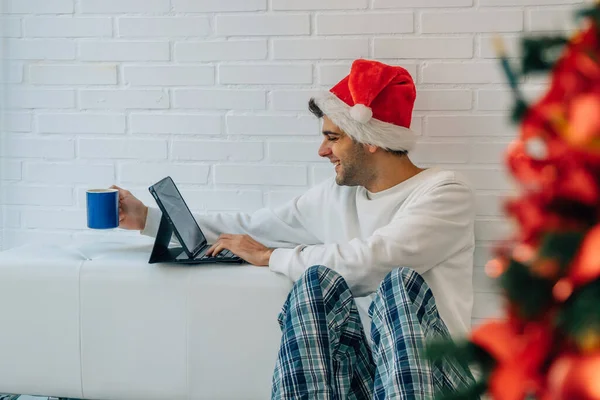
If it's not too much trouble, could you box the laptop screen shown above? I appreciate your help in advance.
[151,177,206,255]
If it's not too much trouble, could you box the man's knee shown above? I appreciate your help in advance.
[376,267,434,309]
[380,267,426,290]
[279,265,336,327]
[304,264,334,279]
[280,265,351,323]
[296,264,342,288]
[370,267,440,330]
[291,265,353,307]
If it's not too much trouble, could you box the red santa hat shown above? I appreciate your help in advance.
[313,59,417,152]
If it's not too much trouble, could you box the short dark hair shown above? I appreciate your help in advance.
[308,98,408,157]
[308,98,324,118]
[389,149,408,157]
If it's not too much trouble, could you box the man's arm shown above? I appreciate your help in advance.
[141,179,333,254]
[269,181,475,296]
[111,184,318,262]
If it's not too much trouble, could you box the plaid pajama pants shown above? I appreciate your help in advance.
[272,265,475,399]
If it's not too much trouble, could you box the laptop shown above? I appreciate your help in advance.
[148,176,244,265]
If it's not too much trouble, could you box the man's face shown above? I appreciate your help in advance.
[318,116,372,187]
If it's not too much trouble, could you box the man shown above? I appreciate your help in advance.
[114,59,476,398]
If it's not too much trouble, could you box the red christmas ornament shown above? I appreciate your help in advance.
[569,224,600,287]
[566,94,600,150]
[554,162,600,205]
[506,135,600,206]
[546,352,600,400]
[471,321,553,400]
[505,193,561,245]
[553,279,574,302]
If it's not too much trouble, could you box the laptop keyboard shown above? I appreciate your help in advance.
[199,249,235,260]
[210,249,234,259]
[175,248,237,261]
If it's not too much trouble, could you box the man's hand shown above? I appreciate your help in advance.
[206,234,274,266]
[110,185,148,231]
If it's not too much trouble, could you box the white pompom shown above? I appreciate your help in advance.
[350,104,373,124]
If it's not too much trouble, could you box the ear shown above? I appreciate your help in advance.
[365,144,379,154]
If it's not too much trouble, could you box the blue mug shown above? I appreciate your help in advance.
[86,189,119,229]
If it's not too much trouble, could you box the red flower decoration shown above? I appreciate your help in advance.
[471,320,554,400]
[567,224,600,287]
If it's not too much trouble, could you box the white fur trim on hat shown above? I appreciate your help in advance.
[314,92,417,152]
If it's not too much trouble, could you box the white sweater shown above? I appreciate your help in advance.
[142,167,475,339]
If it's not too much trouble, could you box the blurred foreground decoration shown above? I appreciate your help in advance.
[428,3,600,399]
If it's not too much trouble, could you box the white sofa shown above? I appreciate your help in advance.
[0,240,293,400]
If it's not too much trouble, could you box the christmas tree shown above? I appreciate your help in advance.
[429,3,600,400]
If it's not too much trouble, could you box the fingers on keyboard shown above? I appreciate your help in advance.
[201,250,234,260]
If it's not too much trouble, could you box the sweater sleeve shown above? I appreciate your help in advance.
[189,205,321,249]
[268,181,475,297]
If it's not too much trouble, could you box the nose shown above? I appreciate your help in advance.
[318,138,332,158]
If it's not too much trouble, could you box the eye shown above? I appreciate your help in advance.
[327,136,339,142]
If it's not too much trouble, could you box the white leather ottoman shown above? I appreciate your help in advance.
[0,241,293,400]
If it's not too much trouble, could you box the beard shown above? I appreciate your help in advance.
[335,143,373,187]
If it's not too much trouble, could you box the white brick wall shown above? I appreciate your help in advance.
[316,13,413,34]
[0,0,591,323]
[130,113,221,134]
[78,138,167,159]
[5,39,76,60]
[171,141,264,161]
[119,163,210,185]
[124,66,215,86]
[374,38,473,59]
[30,65,117,85]
[171,0,266,13]
[23,17,112,38]
[273,38,369,60]
[80,0,170,14]
[4,0,74,14]
[37,113,126,133]
[6,88,76,108]
[2,17,22,37]
[3,62,23,83]
[219,65,312,84]
[273,0,368,10]
[421,11,524,33]
[3,112,32,132]
[216,14,310,36]
[215,165,308,186]
[118,17,211,38]
[80,89,169,109]
[175,40,268,62]
[23,162,115,184]
[79,41,170,61]
[174,89,266,110]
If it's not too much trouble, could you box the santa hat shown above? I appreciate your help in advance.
[313,59,417,152]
